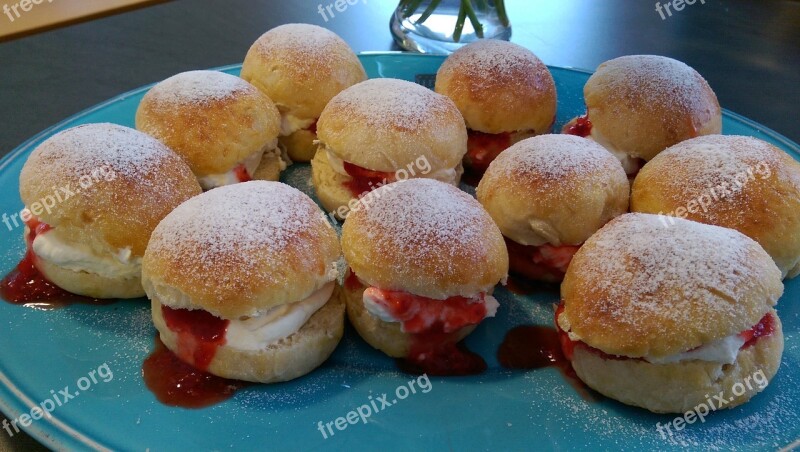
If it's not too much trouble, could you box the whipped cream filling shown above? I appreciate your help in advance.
[197,138,284,190]
[224,281,335,351]
[279,114,315,137]
[560,311,749,366]
[645,334,746,365]
[30,227,141,280]
[362,289,500,324]
[324,147,460,186]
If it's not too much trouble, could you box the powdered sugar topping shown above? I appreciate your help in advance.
[326,78,455,131]
[491,134,621,180]
[149,181,319,264]
[32,123,180,180]
[145,70,253,106]
[441,39,548,88]
[570,213,781,347]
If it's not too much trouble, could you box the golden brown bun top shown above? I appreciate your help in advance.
[435,40,556,134]
[135,70,281,176]
[143,181,341,319]
[316,78,467,172]
[19,123,201,257]
[585,55,721,161]
[241,23,367,121]
[631,135,800,278]
[477,134,629,246]
[561,213,783,358]
[341,179,508,299]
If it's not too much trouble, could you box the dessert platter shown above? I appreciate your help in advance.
[0,24,798,451]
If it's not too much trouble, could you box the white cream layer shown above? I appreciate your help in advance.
[224,281,335,351]
[30,228,141,280]
[645,334,746,365]
[197,138,284,190]
[280,114,315,137]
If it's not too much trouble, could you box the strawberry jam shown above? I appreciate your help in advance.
[348,269,489,376]
[161,305,229,371]
[233,163,252,183]
[740,313,775,348]
[564,115,592,137]
[1,218,108,309]
[143,336,249,409]
[342,161,396,197]
[505,238,581,284]
[463,130,512,185]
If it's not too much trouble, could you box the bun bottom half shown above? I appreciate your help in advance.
[311,150,355,220]
[339,279,475,358]
[280,129,317,163]
[151,292,345,383]
[36,258,144,299]
[570,311,783,413]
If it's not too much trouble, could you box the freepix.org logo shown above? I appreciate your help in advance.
[3,0,56,23]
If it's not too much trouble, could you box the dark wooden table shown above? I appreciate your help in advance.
[0,0,798,449]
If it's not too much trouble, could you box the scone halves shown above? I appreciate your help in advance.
[340,178,508,373]
[18,123,201,299]
[557,213,784,413]
[143,181,343,383]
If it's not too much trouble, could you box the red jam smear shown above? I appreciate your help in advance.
[740,313,775,348]
[364,287,488,334]
[564,115,592,137]
[398,332,487,376]
[233,163,252,183]
[463,130,512,185]
[143,336,249,409]
[161,305,229,371]
[497,303,594,399]
[348,269,488,376]
[307,119,318,135]
[0,218,109,309]
[505,238,581,284]
[342,161,396,197]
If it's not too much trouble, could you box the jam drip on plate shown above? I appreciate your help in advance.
[463,130,512,186]
[143,336,249,409]
[342,161,396,197]
[0,218,111,309]
[497,303,595,400]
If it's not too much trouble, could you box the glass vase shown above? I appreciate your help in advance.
[391,0,512,54]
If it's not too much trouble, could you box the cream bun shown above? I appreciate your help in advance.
[631,135,800,279]
[143,181,343,383]
[557,213,784,413]
[311,78,468,220]
[563,55,721,176]
[340,179,508,369]
[18,123,201,299]
[435,40,557,181]
[477,134,629,283]
[241,23,367,162]
[135,70,285,190]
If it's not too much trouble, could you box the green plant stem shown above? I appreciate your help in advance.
[402,0,426,18]
[495,0,510,27]
[453,2,468,42]
[416,0,443,24]
[462,0,484,39]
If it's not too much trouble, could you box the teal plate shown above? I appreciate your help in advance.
[0,54,798,451]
